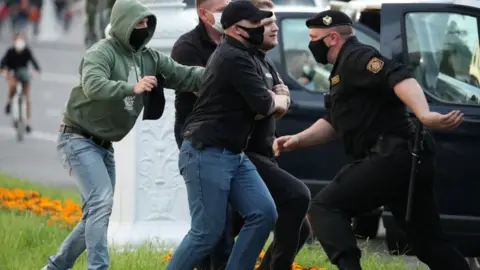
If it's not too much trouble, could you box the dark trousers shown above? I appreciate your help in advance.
[197,152,312,270]
[308,148,470,270]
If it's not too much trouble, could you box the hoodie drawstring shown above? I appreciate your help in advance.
[131,51,140,82]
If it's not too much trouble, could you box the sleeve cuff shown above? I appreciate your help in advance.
[123,84,136,97]
[387,67,413,89]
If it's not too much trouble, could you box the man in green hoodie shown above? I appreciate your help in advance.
[41,0,203,270]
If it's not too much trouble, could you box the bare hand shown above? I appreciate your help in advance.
[419,110,463,130]
[273,84,290,97]
[268,89,276,98]
[134,76,157,94]
[273,135,299,157]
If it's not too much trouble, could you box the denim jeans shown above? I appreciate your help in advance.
[166,140,278,270]
[43,132,115,270]
[198,153,313,270]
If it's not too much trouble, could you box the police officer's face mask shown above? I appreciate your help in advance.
[308,33,332,65]
[236,25,265,46]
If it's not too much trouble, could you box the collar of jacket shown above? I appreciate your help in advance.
[255,49,267,59]
[195,20,218,47]
[330,35,360,76]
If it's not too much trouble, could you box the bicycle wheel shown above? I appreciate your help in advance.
[15,90,24,142]
[16,120,24,142]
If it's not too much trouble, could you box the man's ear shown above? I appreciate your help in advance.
[198,8,212,25]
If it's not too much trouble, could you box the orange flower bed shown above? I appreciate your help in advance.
[0,188,82,227]
[1,187,326,269]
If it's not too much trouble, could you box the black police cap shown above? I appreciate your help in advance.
[306,10,352,29]
[221,0,273,30]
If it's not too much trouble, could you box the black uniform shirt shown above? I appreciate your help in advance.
[325,36,415,159]
[245,50,280,158]
[171,22,217,125]
[182,36,274,153]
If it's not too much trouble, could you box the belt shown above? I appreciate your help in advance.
[367,135,414,158]
[59,125,112,149]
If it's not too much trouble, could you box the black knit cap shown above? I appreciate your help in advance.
[221,0,273,29]
[306,10,353,29]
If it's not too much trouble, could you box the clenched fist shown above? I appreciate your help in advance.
[134,76,157,94]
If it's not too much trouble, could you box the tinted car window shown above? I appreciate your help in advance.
[405,12,480,105]
[280,17,380,93]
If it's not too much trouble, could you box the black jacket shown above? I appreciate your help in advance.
[182,36,274,153]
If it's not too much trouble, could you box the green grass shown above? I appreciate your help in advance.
[0,173,424,270]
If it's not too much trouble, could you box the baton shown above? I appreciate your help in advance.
[406,119,423,222]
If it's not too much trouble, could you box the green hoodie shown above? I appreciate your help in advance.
[63,0,203,142]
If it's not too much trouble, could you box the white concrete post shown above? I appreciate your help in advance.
[107,0,198,248]
[37,0,61,41]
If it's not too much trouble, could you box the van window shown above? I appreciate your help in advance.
[405,12,480,105]
[280,18,380,93]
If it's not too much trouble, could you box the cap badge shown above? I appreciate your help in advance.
[323,15,332,26]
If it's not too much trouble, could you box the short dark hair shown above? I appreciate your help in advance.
[329,25,353,38]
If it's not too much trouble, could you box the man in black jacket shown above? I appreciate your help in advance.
[166,2,290,269]
[171,0,228,149]
[170,0,230,268]
[227,2,312,270]
[172,0,311,269]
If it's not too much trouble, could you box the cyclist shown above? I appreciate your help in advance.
[0,33,40,133]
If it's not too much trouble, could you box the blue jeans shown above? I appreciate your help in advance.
[43,132,115,270]
[166,140,278,270]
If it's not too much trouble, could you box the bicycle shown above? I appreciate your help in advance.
[3,70,30,142]
[12,79,27,142]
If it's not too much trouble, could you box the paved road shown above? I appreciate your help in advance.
[0,24,83,187]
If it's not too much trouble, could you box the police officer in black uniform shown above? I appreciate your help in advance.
[274,10,469,270]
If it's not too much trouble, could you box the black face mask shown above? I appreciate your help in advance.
[308,34,331,65]
[129,28,150,51]
[236,25,265,46]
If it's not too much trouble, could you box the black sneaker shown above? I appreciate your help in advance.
[26,125,31,133]
[5,103,10,115]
